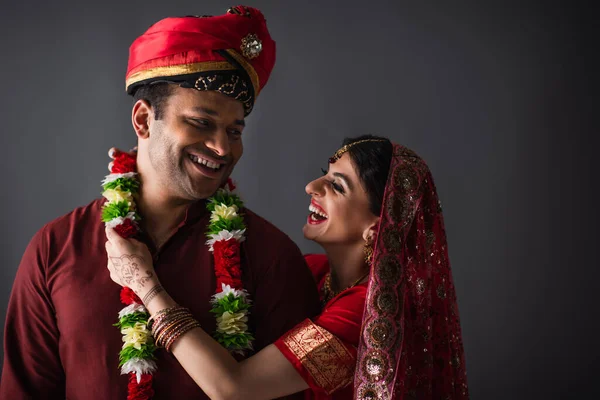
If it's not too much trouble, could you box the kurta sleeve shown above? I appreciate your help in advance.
[273,286,366,396]
[0,226,66,399]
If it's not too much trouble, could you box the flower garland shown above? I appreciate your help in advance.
[205,181,253,354]
[102,150,156,400]
[102,151,253,399]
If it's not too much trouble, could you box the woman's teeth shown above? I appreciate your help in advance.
[309,204,328,220]
[189,154,221,170]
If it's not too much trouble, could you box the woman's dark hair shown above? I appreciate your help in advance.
[343,134,393,217]
[131,83,173,120]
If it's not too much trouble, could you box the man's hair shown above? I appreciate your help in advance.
[343,134,393,217]
[131,83,173,120]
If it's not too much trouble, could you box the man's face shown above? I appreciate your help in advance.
[144,86,245,201]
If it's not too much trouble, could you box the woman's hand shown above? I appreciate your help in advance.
[108,147,137,172]
[105,227,158,299]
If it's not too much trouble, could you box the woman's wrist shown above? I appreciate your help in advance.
[140,281,163,306]
[144,284,178,315]
[131,275,160,302]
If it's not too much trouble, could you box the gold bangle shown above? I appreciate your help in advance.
[165,320,201,352]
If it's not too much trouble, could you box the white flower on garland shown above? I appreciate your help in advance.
[121,322,152,350]
[212,283,249,303]
[121,358,158,383]
[105,212,138,229]
[118,303,147,319]
[210,204,239,222]
[206,229,246,251]
[102,172,138,185]
[216,311,249,335]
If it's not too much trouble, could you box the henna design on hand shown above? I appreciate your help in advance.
[109,254,154,292]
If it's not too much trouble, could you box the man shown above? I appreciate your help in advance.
[0,6,320,399]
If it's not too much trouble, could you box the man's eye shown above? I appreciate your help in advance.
[192,119,209,128]
[228,130,242,140]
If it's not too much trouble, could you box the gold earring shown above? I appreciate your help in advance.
[363,236,374,266]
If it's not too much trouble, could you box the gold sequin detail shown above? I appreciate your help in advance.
[374,289,397,314]
[386,190,413,226]
[395,166,419,193]
[436,284,447,299]
[383,228,402,253]
[416,278,425,295]
[365,318,394,350]
[362,351,392,384]
[194,74,253,114]
[426,230,436,248]
[357,383,391,400]
[376,255,402,285]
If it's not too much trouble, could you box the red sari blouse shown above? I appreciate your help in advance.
[274,254,366,399]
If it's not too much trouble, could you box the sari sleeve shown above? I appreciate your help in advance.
[273,285,366,395]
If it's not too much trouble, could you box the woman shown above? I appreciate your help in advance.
[105,135,469,399]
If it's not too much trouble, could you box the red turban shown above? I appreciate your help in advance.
[125,6,276,115]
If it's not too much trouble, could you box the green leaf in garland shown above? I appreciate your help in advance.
[206,190,244,212]
[210,294,251,314]
[206,217,246,235]
[102,177,140,194]
[101,200,132,222]
[119,343,158,366]
[114,312,150,329]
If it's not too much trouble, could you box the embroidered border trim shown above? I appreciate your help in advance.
[282,319,354,394]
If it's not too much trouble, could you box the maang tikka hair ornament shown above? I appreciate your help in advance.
[328,139,388,164]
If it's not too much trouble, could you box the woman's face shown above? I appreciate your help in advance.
[303,153,379,246]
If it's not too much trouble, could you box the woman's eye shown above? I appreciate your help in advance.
[331,181,344,193]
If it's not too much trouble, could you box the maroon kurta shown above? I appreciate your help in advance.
[0,198,320,399]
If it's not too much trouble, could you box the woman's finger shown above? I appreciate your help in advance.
[105,227,126,247]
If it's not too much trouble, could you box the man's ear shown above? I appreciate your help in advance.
[132,99,153,139]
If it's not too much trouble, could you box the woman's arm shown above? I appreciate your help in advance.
[106,227,308,400]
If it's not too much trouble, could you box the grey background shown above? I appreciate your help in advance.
[0,0,597,399]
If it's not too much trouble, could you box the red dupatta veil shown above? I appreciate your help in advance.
[354,145,469,399]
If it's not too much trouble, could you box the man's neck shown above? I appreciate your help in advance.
[136,180,192,251]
